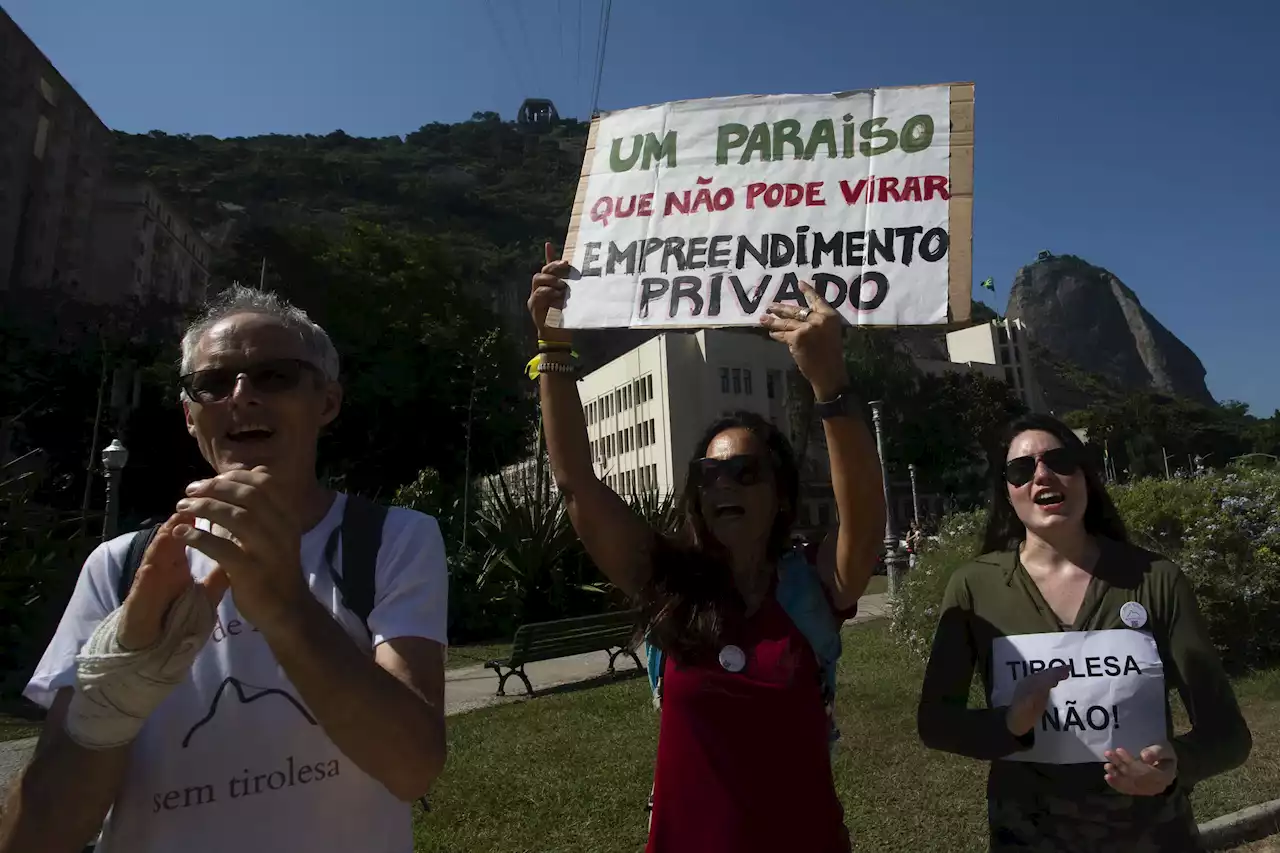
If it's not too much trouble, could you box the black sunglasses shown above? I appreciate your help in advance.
[691,455,765,488]
[179,358,322,404]
[1004,446,1081,488]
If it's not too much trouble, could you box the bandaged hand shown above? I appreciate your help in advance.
[65,514,229,749]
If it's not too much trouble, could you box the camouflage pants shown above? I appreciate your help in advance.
[988,789,1199,852]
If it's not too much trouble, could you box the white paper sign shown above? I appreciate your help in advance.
[990,629,1167,765]
[563,87,956,329]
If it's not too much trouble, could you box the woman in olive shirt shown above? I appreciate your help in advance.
[918,414,1251,851]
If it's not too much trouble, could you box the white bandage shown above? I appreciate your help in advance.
[65,584,217,749]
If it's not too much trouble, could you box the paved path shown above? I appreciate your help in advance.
[0,592,894,793]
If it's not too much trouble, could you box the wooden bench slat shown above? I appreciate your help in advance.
[496,611,643,667]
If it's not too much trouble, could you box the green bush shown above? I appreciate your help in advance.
[890,510,984,660]
[892,470,1280,674]
[1114,469,1280,672]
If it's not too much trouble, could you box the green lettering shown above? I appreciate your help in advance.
[740,123,772,164]
[716,123,748,165]
[772,119,804,160]
[609,135,643,172]
[641,131,677,169]
[804,119,837,160]
[859,117,898,157]
[900,114,934,153]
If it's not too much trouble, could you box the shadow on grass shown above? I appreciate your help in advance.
[532,666,647,700]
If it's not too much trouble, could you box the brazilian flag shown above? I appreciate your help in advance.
[980,277,995,291]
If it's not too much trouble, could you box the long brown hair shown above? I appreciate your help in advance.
[981,413,1127,553]
[636,411,799,662]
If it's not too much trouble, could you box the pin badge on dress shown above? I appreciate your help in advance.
[718,645,746,673]
[1119,601,1148,629]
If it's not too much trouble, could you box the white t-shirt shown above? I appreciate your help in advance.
[25,494,447,853]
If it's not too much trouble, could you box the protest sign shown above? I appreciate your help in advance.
[557,83,974,330]
[990,629,1168,765]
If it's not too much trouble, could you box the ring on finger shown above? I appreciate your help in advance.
[796,308,812,322]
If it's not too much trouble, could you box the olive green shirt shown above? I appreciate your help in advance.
[917,538,1251,799]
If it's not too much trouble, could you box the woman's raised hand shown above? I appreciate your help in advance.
[528,242,572,343]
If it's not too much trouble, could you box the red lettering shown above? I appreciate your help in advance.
[901,176,922,202]
[638,193,654,216]
[783,183,804,206]
[839,179,869,205]
[691,187,714,213]
[925,175,950,201]
[805,181,825,206]
[746,182,767,209]
[763,184,784,207]
[664,190,690,216]
[878,177,902,203]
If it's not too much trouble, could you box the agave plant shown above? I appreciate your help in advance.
[471,454,583,624]
[625,489,681,535]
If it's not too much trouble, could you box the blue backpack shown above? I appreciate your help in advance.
[644,549,845,745]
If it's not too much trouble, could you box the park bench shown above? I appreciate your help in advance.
[484,610,643,696]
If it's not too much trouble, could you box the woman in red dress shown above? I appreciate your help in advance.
[528,245,887,853]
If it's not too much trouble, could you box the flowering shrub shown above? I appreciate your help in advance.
[891,469,1280,673]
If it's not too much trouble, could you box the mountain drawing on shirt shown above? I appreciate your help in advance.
[181,677,317,748]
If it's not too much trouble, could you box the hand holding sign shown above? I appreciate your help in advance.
[760,281,849,400]
[529,242,573,344]
[1005,665,1070,737]
[1104,745,1177,796]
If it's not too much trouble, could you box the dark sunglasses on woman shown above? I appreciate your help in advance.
[691,454,765,488]
[1004,446,1081,488]
[179,358,322,404]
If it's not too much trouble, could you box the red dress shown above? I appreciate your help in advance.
[645,594,851,853]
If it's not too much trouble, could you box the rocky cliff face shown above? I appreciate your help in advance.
[1006,255,1214,406]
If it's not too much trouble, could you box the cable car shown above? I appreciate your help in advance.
[518,98,560,130]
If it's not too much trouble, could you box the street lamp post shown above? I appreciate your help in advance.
[908,463,921,527]
[101,439,129,541]
[868,401,907,597]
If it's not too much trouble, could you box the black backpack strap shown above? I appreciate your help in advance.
[323,494,388,635]
[117,524,164,606]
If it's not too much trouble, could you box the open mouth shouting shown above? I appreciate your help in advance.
[1032,490,1065,511]
[713,503,746,520]
[225,423,276,445]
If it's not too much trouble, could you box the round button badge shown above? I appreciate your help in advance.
[1119,601,1148,629]
[718,644,746,673]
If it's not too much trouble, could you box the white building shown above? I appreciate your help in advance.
[579,329,797,498]
[915,318,1046,413]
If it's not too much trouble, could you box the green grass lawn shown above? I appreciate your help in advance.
[445,642,511,671]
[416,621,1280,853]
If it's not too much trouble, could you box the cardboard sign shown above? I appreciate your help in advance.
[989,629,1168,765]
[557,84,974,330]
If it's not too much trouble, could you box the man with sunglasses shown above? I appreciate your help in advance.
[3,285,448,853]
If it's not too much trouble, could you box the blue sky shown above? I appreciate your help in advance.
[8,0,1278,414]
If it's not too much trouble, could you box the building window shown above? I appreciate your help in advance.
[766,372,775,399]
[720,367,730,393]
[732,369,742,394]
[997,325,1009,345]
[1005,368,1015,386]
[645,375,653,400]
[744,369,753,395]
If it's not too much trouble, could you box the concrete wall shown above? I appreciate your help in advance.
[0,8,110,296]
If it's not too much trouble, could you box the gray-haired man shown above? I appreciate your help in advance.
[1,286,448,853]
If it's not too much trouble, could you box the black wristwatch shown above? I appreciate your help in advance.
[813,389,859,419]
